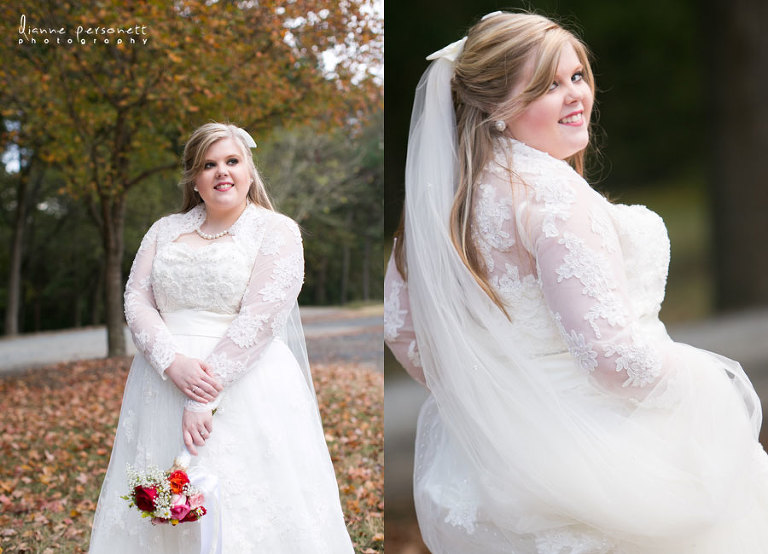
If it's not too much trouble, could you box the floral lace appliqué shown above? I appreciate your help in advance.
[384,278,407,342]
[227,308,270,348]
[589,206,618,254]
[407,340,422,368]
[472,183,515,272]
[260,253,303,303]
[149,325,176,372]
[259,230,286,256]
[535,526,615,554]
[270,307,291,338]
[556,232,627,337]
[603,335,661,388]
[552,312,598,373]
[531,173,575,238]
[443,480,478,534]
[566,330,599,373]
[490,263,523,306]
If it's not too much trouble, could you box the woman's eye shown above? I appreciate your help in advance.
[204,162,214,169]
[548,81,558,91]
[572,72,584,83]
[227,158,238,165]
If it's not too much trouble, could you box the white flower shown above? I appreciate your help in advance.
[173,450,191,470]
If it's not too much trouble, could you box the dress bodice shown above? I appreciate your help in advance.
[124,203,306,413]
[151,241,254,315]
[385,137,673,390]
[608,203,670,323]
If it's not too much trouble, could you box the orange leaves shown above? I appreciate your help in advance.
[0,357,131,552]
[0,358,384,552]
[314,363,383,550]
[166,51,183,64]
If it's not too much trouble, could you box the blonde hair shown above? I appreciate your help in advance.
[396,12,595,314]
[179,122,274,213]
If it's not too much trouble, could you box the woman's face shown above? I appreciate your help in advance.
[505,42,593,160]
[194,137,251,215]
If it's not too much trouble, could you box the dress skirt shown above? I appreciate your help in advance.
[89,310,353,553]
[413,343,768,553]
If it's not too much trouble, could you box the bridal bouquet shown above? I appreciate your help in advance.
[123,453,207,525]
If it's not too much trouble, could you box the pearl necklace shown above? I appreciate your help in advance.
[195,227,229,240]
[195,202,250,240]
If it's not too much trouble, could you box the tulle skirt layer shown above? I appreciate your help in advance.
[89,310,353,553]
[414,343,768,553]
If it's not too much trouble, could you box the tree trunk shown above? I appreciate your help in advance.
[33,293,41,332]
[91,262,105,325]
[73,292,83,328]
[4,172,29,336]
[709,0,768,311]
[340,211,352,305]
[102,195,127,357]
[340,245,350,306]
[362,235,371,301]
[314,258,327,305]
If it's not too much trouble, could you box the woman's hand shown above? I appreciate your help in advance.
[165,353,223,403]
[182,408,213,456]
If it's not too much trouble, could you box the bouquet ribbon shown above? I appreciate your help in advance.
[177,450,222,554]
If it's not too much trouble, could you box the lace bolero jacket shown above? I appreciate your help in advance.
[124,203,304,411]
[385,138,673,392]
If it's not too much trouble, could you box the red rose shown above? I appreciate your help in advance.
[133,485,158,513]
[168,470,190,494]
[181,506,207,522]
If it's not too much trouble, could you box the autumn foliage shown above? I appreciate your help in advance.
[0,0,382,354]
[0,359,383,553]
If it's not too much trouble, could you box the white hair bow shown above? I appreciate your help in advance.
[235,127,257,149]
[426,37,467,62]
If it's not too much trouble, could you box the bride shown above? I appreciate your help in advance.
[89,122,353,553]
[385,11,768,553]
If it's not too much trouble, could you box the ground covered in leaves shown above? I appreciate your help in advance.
[0,358,383,553]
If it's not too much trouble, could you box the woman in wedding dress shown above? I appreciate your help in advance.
[385,12,768,553]
[89,122,353,553]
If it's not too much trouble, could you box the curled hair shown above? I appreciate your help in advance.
[396,12,595,315]
[178,122,274,213]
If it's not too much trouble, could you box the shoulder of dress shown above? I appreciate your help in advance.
[271,211,301,238]
[233,205,298,235]
[494,138,593,201]
[231,206,302,261]
[252,206,300,237]
[148,207,203,243]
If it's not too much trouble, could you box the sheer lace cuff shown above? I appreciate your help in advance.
[185,393,223,413]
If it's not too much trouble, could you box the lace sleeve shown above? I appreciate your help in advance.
[521,173,667,391]
[384,249,425,385]
[124,221,179,377]
[185,215,304,412]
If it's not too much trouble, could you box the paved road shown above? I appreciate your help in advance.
[0,305,383,375]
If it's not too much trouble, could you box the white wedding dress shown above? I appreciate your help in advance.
[89,203,353,553]
[386,137,768,553]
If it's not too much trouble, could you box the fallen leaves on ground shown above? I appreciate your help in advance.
[0,358,383,553]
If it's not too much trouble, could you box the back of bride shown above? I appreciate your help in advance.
[385,11,768,553]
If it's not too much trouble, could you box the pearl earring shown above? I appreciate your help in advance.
[193,186,198,192]
[494,120,507,133]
